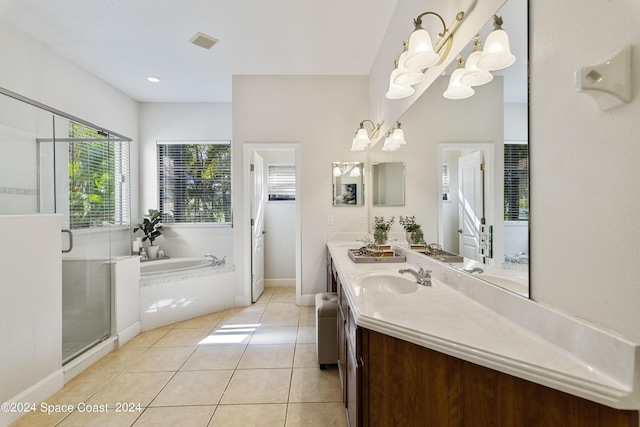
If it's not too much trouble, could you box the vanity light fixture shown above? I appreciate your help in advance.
[443,56,474,100]
[394,42,427,87]
[382,122,407,152]
[460,36,494,87]
[477,15,516,71]
[351,120,381,152]
[386,59,416,100]
[385,10,465,100]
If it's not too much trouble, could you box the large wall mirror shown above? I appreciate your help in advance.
[333,162,364,206]
[372,162,405,206]
[369,0,529,297]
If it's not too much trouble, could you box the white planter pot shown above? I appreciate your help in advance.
[146,245,160,259]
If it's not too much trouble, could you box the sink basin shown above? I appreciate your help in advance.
[355,272,419,295]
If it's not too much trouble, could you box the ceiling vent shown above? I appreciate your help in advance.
[190,32,219,50]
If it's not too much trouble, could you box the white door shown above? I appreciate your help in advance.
[251,152,266,302]
[458,151,484,261]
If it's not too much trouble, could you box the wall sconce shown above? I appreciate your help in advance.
[351,119,381,151]
[477,15,516,71]
[443,56,474,100]
[382,122,407,152]
[460,36,494,87]
[386,10,465,100]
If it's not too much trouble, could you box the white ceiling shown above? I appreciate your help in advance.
[0,0,526,104]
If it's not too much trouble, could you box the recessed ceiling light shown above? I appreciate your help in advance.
[147,76,161,83]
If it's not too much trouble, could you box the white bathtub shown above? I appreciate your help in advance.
[140,256,214,276]
[139,257,235,331]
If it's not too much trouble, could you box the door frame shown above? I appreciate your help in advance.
[243,143,302,305]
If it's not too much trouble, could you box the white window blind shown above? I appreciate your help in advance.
[157,141,231,224]
[268,164,296,201]
[504,142,529,220]
[68,122,130,229]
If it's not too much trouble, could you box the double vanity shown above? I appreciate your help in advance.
[326,238,639,426]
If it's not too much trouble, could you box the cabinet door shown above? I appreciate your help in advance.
[346,339,358,427]
[337,303,346,402]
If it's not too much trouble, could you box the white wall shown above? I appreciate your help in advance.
[232,75,370,304]
[138,103,233,260]
[0,215,62,427]
[529,0,640,342]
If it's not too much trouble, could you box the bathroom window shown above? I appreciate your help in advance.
[267,164,296,201]
[68,123,130,229]
[504,142,529,220]
[157,141,231,224]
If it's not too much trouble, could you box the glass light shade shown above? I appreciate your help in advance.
[443,68,475,100]
[351,128,370,151]
[389,128,407,145]
[349,166,361,177]
[386,69,415,99]
[382,137,400,151]
[333,166,342,177]
[460,50,494,86]
[404,28,440,71]
[477,29,515,71]
[394,51,426,86]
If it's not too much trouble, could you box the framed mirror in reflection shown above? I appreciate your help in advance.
[332,162,364,206]
[372,162,405,206]
[368,0,529,297]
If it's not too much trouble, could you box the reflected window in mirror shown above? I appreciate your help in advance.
[504,141,529,266]
[333,162,364,206]
[372,162,405,206]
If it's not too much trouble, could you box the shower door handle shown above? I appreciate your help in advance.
[61,229,73,253]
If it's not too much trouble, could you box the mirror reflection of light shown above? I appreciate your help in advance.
[199,323,260,345]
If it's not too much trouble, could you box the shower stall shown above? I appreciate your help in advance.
[0,88,132,364]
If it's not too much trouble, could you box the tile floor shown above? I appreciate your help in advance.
[11,287,347,427]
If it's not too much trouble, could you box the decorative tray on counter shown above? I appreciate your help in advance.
[411,243,464,263]
[347,248,406,263]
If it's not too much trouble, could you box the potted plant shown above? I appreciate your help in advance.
[399,215,424,245]
[134,209,163,258]
[372,216,395,245]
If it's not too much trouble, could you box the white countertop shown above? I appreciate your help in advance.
[327,240,640,410]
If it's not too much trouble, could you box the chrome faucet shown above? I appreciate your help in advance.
[463,267,484,274]
[399,265,432,286]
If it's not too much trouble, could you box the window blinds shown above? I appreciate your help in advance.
[157,141,232,223]
[268,164,296,201]
[68,136,130,229]
[504,143,529,220]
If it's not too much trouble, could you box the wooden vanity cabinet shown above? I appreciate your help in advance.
[327,251,639,427]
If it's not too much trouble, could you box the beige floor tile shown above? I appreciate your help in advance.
[44,371,115,406]
[151,370,233,406]
[237,344,295,369]
[181,346,246,370]
[285,402,347,427]
[200,323,256,345]
[123,326,173,348]
[9,408,71,427]
[86,371,174,407]
[288,368,342,403]
[134,405,215,427]
[296,326,316,344]
[220,369,291,404]
[57,408,141,427]
[124,346,195,372]
[263,302,300,315]
[209,404,287,427]
[84,346,147,375]
[249,326,298,345]
[293,343,318,368]
[260,311,300,327]
[297,311,316,326]
[152,328,212,347]
[172,312,225,329]
[268,291,297,304]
